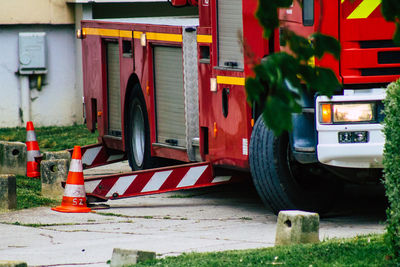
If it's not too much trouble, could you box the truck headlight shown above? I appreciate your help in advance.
[320,102,375,124]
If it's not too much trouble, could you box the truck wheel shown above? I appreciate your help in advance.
[125,85,155,170]
[249,116,335,214]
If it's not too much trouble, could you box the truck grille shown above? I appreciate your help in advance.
[361,67,400,76]
[378,51,400,64]
[359,40,397,49]
[340,8,400,85]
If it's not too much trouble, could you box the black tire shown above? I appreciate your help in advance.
[249,116,336,214]
[125,84,156,170]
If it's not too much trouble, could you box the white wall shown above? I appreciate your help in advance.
[0,25,83,127]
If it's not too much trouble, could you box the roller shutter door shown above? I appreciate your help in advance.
[154,46,186,148]
[217,0,244,69]
[106,42,122,137]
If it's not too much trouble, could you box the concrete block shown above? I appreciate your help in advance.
[0,174,17,210]
[40,159,69,199]
[275,210,319,246]
[110,248,156,267]
[43,150,71,161]
[0,261,27,267]
[0,141,27,176]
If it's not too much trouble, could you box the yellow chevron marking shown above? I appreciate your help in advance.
[216,76,245,86]
[347,0,381,19]
[197,35,212,43]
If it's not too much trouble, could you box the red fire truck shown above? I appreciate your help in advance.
[77,0,400,214]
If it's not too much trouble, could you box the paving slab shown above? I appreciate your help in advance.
[0,161,386,266]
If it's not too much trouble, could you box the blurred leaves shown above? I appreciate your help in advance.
[381,0,400,44]
[311,33,341,60]
[246,0,342,135]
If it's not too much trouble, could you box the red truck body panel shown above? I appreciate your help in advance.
[80,0,399,172]
[81,0,268,170]
[281,0,400,86]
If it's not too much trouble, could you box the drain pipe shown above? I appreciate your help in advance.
[19,75,31,125]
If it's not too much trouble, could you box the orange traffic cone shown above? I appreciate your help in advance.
[26,121,40,178]
[52,146,91,213]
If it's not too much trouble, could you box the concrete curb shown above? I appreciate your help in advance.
[41,159,69,199]
[43,150,71,161]
[0,174,16,210]
[0,141,26,176]
[275,210,320,246]
[110,248,156,267]
[0,260,26,267]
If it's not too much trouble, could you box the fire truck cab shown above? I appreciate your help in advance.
[79,0,400,214]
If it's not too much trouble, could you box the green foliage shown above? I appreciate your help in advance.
[132,234,390,267]
[381,0,400,44]
[0,125,97,209]
[311,33,341,60]
[255,0,292,38]
[246,1,341,136]
[383,79,400,263]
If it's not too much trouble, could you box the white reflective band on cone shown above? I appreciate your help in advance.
[27,150,40,162]
[64,184,86,197]
[69,159,83,172]
[26,131,37,141]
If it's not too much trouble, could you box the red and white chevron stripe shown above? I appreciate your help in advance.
[70,144,126,169]
[84,162,233,200]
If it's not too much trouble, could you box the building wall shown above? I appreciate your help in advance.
[0,1,197,128]
[0,0,74,24]
[0,25,83,127]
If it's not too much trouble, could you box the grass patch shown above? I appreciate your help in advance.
[16,175,57,209]
[0,125,97,210]
[9,221,76,228]
[131,234,391,267]
[96,212,132,218]
[0,124,97,151]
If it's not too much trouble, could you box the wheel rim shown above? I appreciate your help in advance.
[131,102,145,167]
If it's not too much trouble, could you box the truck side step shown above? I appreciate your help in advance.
[84,162,234,201]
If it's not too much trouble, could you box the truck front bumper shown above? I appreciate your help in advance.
[316,89,385,168]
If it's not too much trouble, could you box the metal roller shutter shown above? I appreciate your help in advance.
[106,42,122,136]
[217,0,244,69]
[154,46,186,148]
